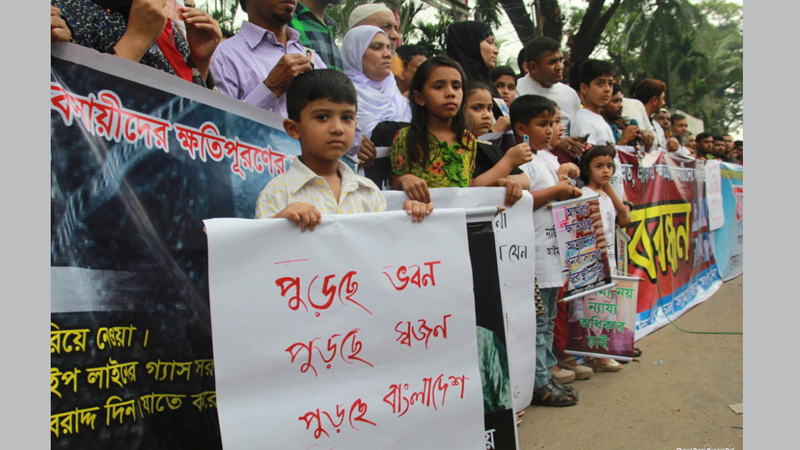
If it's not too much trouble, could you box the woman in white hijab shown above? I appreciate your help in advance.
[342,26,411,138]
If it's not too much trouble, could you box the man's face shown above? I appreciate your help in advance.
[529,50,564,88]
[723,135,734,152]
[671,119,688,137]
[654,110,670,130]
[713,140,726,155]
[699,137,714,153]
[249,0,296,25]
[358,12,401,51]
[603,91,624,121]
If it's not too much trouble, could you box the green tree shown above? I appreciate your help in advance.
[199,0,241,34]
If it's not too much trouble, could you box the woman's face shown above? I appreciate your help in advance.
[480,35,499,69]
[362,33,393,82]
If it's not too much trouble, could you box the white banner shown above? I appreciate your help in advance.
[704,160,725,231]
[205,211,486,450]
[386,187,537,415]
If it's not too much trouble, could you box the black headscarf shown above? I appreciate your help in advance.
[446,21,501,99]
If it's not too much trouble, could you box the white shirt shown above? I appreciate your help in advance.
[580,187,617,273]
[652,120,668,149]
[520,151,565,288]
[621,98,652,132]
[570,108,615,146]
[516,76,582,137]
[255,158,386,218]
[570,109,624,199]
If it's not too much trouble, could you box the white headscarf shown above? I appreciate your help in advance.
[342,26,411,138]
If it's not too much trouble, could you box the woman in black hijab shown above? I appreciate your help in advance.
[446,21,500,98]
[446,21,509,129]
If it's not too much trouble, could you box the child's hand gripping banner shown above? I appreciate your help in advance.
[551,195,615,301]
[565,275,640,360]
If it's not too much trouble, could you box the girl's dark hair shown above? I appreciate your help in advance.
[406,56,469,166]
[465,79,492,99]
[579,145,617,184]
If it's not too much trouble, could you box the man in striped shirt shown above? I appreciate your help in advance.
[289,0,344,71]
[211,0,361,159]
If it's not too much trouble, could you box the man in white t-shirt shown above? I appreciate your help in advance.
[631,78,669,150]
[516,36,586,162]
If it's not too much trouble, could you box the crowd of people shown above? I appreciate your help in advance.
[51,0,742,419]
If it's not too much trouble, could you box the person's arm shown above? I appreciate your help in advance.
[603,183,630,227]
[508,172,531,191]
[113,0,169,63]
[389,133,430,203]
[531,179,582,210]
[471,143,532,187]
[180,7,222,82]
[51,6,71,42]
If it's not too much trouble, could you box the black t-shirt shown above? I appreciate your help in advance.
[473,140,524,178]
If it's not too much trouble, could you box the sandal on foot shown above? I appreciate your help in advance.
[557,357,593,380]
[532,380,578,407]
[587,358,623,372]
[633,347,642,357]
[551,377,578,397]
[551,367,575,384]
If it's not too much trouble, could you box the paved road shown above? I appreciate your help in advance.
[517,276,743,450]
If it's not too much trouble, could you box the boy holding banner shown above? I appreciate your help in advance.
[255,70,433,226]
[512,95,583,406]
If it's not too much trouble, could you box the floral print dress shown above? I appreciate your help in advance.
[390,127,477,188]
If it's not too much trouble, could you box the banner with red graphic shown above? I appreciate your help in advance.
[617,150,724,339]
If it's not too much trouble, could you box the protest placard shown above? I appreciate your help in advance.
[565,276,640,360]
[551,195,615,301]
[205,211,486,450]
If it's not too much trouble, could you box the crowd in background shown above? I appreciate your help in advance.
[50,0,743,418]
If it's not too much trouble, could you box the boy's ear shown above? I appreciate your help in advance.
[412,90,425,107]
[580,82,589,96]
[513,122,527,138]
[283,118,301,140]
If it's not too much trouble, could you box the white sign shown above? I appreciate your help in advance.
[386,187,537,415]
[205,210,486,450]
[705,160,725,231]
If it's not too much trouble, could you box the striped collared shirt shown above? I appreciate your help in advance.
[210,22,360,156]
[289,3,344,72]
[210,21,326,116]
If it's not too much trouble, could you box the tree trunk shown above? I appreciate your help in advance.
[539,0,564,42]
[498,0,536,45]
[569,0,622,63]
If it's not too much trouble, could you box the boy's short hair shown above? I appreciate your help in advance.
[510,94,556,128]
[578,59,615,87]
[580,145,617,183]
[395,45,429,68]
[671,113,686,124]
[695,132,711,143]
[525,36,560,66]
[632,78,667,105]
[713,135,725,142]
[286,69,358,122]
[611,83,623,96]
[491,65,517,83]
[734,140,743,148]
[517,47,528,76]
